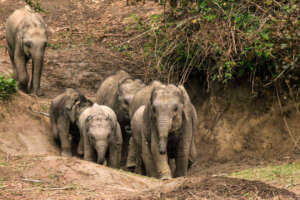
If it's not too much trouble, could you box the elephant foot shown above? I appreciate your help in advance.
[160,175,172,180]
[126,166,136,173]
[32,89,44,97]
[61,150,72,157]
[18,83,29,93]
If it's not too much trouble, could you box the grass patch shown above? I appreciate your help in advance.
[229,162,300,185]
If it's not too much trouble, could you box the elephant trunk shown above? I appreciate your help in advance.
[157,116,171,155]
[95,140,108,164]
[31,54,44,95]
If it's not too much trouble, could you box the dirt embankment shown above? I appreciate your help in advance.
[188,79,300,171]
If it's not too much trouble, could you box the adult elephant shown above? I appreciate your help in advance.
[130,84,198,179]
[50,88,93,157]
[6,6,47,96]
[78,104,123,168]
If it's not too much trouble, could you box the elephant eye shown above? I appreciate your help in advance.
[25,41,32,48]
[124,99,129,106]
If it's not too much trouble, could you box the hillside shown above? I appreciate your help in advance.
[0,0,300,199]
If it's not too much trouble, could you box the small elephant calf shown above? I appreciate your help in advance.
[50,88,93,157]
[78,104,123,168]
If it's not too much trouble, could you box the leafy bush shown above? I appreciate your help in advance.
[0,75,17,100]
[125,0,299,91]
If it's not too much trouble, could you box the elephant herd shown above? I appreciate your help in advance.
[6,7,198,180]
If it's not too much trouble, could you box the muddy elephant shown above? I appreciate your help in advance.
[96,70,145,166]
[130,84,198,179]
[50,88,93,157]
[78,104,123,168]
[6,6,47,96]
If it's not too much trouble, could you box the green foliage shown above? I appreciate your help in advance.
[0,74,17,100]
[24,0,47,13]
[230,162,300,185]
[136,0,299,87]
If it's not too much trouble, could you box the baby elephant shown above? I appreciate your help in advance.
[78,104,123,168]
[6,6,47,96]
[96,70,145,166]
[50,88,93,157]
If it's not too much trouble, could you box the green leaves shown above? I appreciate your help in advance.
[0,74,17,100]
[24,0,47,13]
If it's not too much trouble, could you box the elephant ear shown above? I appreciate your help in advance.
[149,87,158,106]
[178,85,198,160]
[143,104,152,144]
[178,85,191,106]
[116,77,132,96]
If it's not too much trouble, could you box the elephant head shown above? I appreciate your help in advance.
[148,84,186,155]
[117,78,145,121]
[64,88,92,124]
[82,105,122,167]
[85,114,113,164]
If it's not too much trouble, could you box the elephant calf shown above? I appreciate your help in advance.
[6,6,47,96]
[50,88,93,157]
[130,84,198,179]
[96,70,145,166]
[78,104,123,168]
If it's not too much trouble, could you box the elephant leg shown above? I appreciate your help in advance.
[108,123,123,168]
[126,137,136,170]
[77,136,84,156]
[57,117,72,157]
[168,158,176,176]
[83,132,95,162]
[189,138,197,168]
[174,125,193,177]
[108,143,122,168]
[141,135,157,177]
[7,45,17,76]
[14,50,29,93]
[120,127,130,166]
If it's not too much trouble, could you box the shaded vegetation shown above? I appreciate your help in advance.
[121,0,299,93]
[0,74,17,100]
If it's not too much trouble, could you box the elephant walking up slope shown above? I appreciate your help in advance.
[6,6,47,96]
[130,84,198,179]
[78,104,123,168]
[96,70,145,166]
[50,88,93,157]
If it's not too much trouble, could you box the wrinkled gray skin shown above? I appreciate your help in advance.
[78,104,123,168]
[6,6,47,96]
[130,84,198,179]
[96,70,145,125]
[126,80,163,168]
[50,88,93,157]
[128,80,163,118]
[96,70,145,166]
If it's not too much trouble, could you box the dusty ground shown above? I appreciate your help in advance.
[0,0,300,199]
